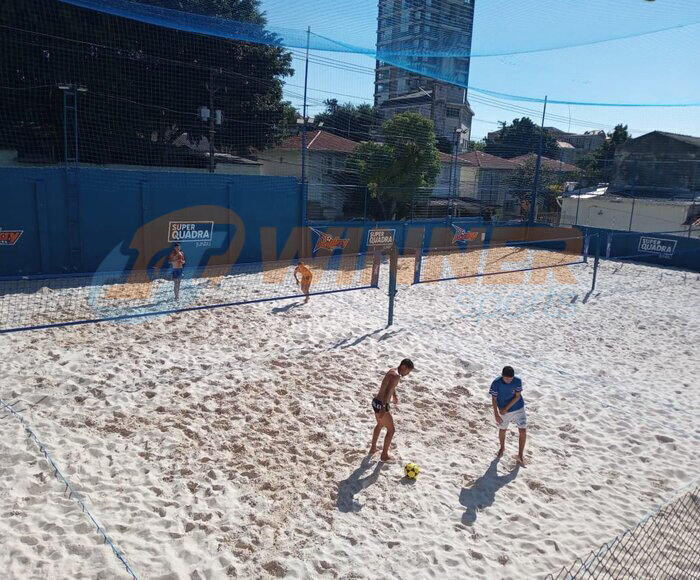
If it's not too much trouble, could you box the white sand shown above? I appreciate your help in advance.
[1,257,699,579]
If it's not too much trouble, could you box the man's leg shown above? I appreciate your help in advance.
[497,429,507,457]
[302,282,310,303]
[174,278,181,300]
[517,428,527,465]
[380,413,395,462]
[369,418,383,455]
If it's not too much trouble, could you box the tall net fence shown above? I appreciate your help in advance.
[546,482,700,580]
[2,0,700,238]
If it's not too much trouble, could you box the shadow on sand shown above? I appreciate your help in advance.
[459,458,520,526]
[337,455,385,513]
[271,301,304,314]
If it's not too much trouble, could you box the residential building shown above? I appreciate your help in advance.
[455,151,519,208]
[259,130,358,219]
[486,127,606,164]
[375,0,475,151]
[378,86,475,153]
[613,131,700,195]
[510,154,579,174]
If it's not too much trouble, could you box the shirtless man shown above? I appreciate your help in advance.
[293,260,313,304]
[369,359,414,462]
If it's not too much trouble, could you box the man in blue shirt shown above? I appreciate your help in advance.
[490,366,527,466]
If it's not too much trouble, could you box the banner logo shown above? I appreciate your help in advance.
[168,221,213,243]
[452,225,480,244]
[0,229,23,246]
[638,236,676,259]
[311,227,349,253]
[368,228,395,248]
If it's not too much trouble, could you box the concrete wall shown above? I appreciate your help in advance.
[561,195,698,237]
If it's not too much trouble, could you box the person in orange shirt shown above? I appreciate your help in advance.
[168,243,186,301]
[293,260,313,304]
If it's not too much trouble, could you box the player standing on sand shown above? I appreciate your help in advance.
[294,261,313,304]
[369,359,414,462]
[168,243,186,302]
[490,365,528,466]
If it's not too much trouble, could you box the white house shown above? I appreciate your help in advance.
[259,130,359,220]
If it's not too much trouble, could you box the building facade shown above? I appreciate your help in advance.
[374,0,475,151]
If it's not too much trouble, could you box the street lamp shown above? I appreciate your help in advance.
[57,83,87,165]
[450,128,468,199]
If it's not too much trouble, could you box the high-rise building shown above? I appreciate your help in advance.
[374,0,475,151]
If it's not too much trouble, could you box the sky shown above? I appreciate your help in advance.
[260,0,700,140]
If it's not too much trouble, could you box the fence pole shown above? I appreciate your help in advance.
[387,243,398,327]
[363,187,368,221]
[590,234,601,293]
[413,247,423,285]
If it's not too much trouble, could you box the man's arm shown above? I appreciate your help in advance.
[491,395,502,424]
[293,266,300,284]
[500,391,521,414]
[391,376,399,405]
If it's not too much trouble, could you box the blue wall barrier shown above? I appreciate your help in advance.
[2,166,696,279]
[580,226,700,273]
[0,168,301,277]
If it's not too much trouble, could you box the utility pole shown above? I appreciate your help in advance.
[209,69,215,174]
[300,26,311,257]
[528,95,548,225]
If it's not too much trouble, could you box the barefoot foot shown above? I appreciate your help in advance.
[496,447,505,458]
[517,455,526,466]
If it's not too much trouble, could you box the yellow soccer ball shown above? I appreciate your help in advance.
[404,463,421,479]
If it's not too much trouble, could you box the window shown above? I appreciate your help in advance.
[447,107,460,119]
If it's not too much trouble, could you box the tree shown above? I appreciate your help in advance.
[0,0,293,164]
[576,124,630,184]
[435,136,454,154]
[348,112,441,219]
[507,159,569,214]
[484,117,560,159]
[313,99,380,143]
[469,140,486,152]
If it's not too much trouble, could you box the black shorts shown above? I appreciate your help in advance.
[372,398,389,413]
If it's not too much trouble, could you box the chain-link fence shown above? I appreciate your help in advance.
[546,482,700,580]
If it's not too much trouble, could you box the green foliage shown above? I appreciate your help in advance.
[0,0,293,163]
[348,112,441,219]
[576,124,630,183]
[313,99,380,143]
[484,117,560,159]
[507,159,571,212]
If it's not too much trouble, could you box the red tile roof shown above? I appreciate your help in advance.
[510,153,578,173]
[455,151,519,170]
[277,130,359,154]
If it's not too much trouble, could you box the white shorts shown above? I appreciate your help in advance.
[498,407,527,430]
